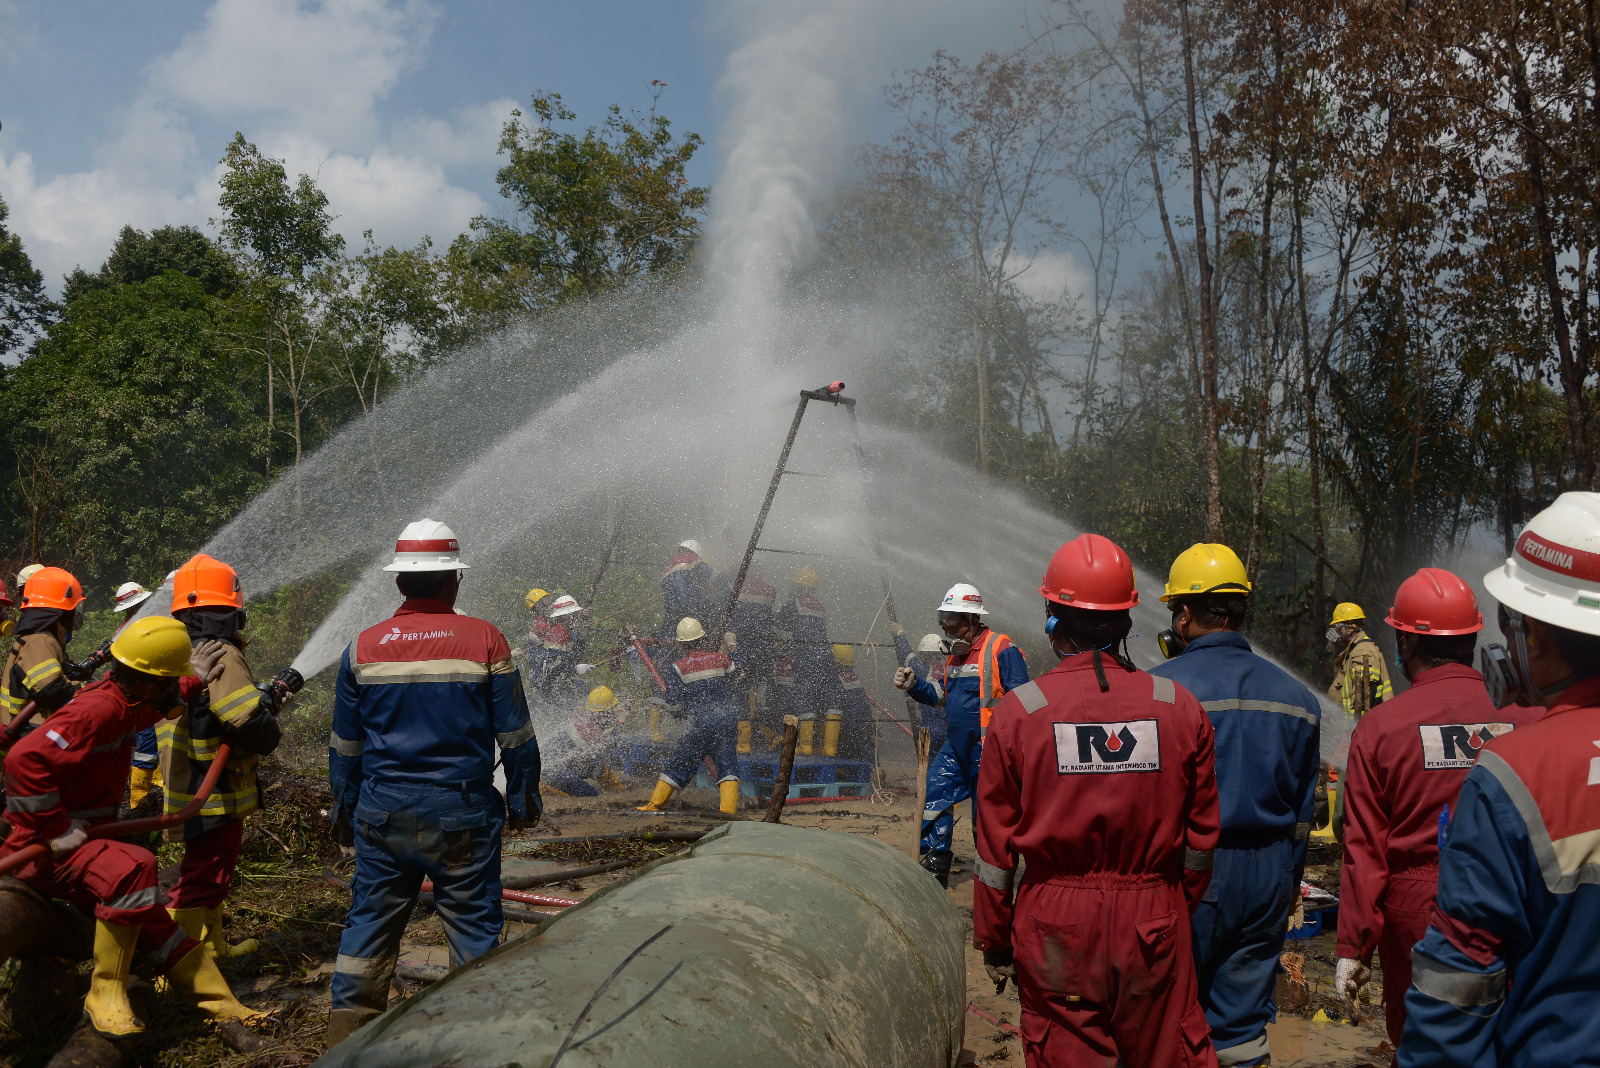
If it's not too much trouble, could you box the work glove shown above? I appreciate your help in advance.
[982,946,1017,995]
[1335,957,1371,1020]
[49,819,90,857]
[190,640,229,687]
[889,621,904,638]
[575,664,596,675]
[1287,892,1306,931]
[894,666,915,691]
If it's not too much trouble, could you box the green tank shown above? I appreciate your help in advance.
[316,821,967,1067]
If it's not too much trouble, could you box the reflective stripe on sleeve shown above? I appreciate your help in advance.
[1013,680,1047,714]
[974,858,1014,892]
[22,660,63,688]
[6,791,61,813]
[328,731,362,757]
[497,721,537,748]
[1411,953,1507,1008]
[211,685,261,723]
[1184,848,1214,871]
[1199,698,1317,725]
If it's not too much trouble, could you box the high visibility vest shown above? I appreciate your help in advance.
[946,629,1012,739]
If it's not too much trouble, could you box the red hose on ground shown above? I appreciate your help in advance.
[0,699,41,752]
[0,742,235,877]
[631,639,668,693]
[418,880,578,910]
[864,694,916,740]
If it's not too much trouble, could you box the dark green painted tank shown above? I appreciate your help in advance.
[316,821,966,1067]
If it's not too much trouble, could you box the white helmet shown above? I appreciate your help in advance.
[382,518,470,572]
[917,633,943,653]
[16,564,43,586]
[938,583,988,615]
[114,581,153,613]
[548,594,581,618]
[1484,492,1600,635]
[679,539,703,557]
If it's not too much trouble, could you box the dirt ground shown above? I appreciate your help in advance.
[0,772,1397,1066]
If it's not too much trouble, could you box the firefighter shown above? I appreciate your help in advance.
[659,540,709,648]
[637,617,745,816]
[1151,543,1322,1067]
[973,533,1221,1066]
[892,624,948,752]
[327,519,542,1045]
[1335,568,1538,1057]
[161,554,283,963]
[111,581,161,808]
[1,617,266,1038]
[824,644,872,760]
[1398,493,1600,1064]
[766,623,797,750]
[893,582,1028,888]
[728,571,776,754]
[782,566,834,756]
[531,597,591,703]
[2,567,87,737]
[1329,602,1393,717]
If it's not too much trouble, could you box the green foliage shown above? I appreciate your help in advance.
[0,194,54,359]
[62,224,237,304]
[216,133,345,280]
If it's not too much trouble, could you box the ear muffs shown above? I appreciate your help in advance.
[1044,615,1059,638]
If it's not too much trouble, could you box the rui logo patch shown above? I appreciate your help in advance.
[1053,719,1161,773]
[1419,722,1517,769]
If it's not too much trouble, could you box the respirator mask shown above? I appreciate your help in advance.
[0,617,12,638]
[1325,625,1342,645]
[1157,606,1187,660]
[1480,607,1576,709]
[940,636,972,657]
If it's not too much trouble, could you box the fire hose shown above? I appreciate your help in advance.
[0,699,42,753]
[630,638,668,692]
[864,693,916,741]
[0,741,235,877]
[419,881,579,910]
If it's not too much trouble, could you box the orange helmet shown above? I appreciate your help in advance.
[21,566,86,611]
[171,553,244,611]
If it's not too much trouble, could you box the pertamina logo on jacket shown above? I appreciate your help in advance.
[1419,722,1518,769]
[1053,719,1161,773]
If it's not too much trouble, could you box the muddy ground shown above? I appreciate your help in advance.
[0,771,1396,1067]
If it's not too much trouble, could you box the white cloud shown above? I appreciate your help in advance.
[0,0,500,292]
[1011,248,1095,303]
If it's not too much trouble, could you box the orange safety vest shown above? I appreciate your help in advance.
[945,629,1015,739]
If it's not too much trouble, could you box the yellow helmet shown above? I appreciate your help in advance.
[587,685,618,713]
[676,616,706,642]
[831,643,855,667]
[1161,543,1252,602]
[1330,602,1365,626]
[525,588,550,611]
[792,567,820,588]
[109,617,195,678]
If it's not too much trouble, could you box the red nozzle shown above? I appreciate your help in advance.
[828,380,844,394]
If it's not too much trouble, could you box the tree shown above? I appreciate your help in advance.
[459,92,708,314]
[0,194,54,360]
[63,224,236,304]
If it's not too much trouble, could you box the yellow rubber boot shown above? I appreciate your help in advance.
[719,780,740,815]
[168,906,208,943]
[823,714,842,758]
[165,942,268,1024]
[85,920,144,1037]
[598,764,626,791]
[795,719,814,756]
[648,706,664,744]
[737,720,752,755]
[206,907,258,959]
[636,778,675,811]
[128,767,155,807]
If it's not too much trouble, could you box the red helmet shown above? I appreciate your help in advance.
[1385,567,1483,635]
[0,578,11,608]
[1040,534,1139,611]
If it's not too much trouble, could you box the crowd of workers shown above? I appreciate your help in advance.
[3,489,1598,1064]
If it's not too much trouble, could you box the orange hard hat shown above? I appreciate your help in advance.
[1039,533,1139,611]
[1386,567,1484,636]
[21,566,86,611]
[171,553,244,611]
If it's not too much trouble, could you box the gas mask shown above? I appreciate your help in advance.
[1157,629,1186,660]
[1480,607,1574,709]
[1325,626,1342,645]
[940,636,972,658]
[0,617,12,638]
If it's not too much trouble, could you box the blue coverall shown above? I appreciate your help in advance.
[1398,678,1600,1067]
[905,628,1027,862]
[327,597,542,1017]
[822,664,873,762]
[658,551,709,646]
[1151,630,1321,1067]
[778,589,834,733]
[658,647,745,787]
[894,632,948,753]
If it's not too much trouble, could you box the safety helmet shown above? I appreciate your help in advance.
[1329,602,1365,626]
[587,685,619,713]
[382,518,469,572]
[1484,491,1600,635]
[21,566,86,611]
[171,554,244,611]
[525,588,550,611]
[1040,533,1138,610]
[917,632,943,653]
[939,583,989,615]
[832,643,855,667]
[0,578,11,608]
[548,595,581,618]
[1161,543,1252,602]
[676,616,707,642]
[791,567,820,589]
[114,581,153,613]
[16,564,43,587]
[679,539,703,557]
[1386,568,1484,635]
[109,616,195,678]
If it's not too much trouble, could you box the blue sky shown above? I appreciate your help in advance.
[0,0,1027,291]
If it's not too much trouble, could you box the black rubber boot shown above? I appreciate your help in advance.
[920,850,953,889]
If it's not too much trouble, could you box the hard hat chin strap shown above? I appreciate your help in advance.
[1506,609,1577,706]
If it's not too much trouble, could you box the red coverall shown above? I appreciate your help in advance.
[974,651,1222,1067]
[1336,662,1539,1051]
[1,679,196,971]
